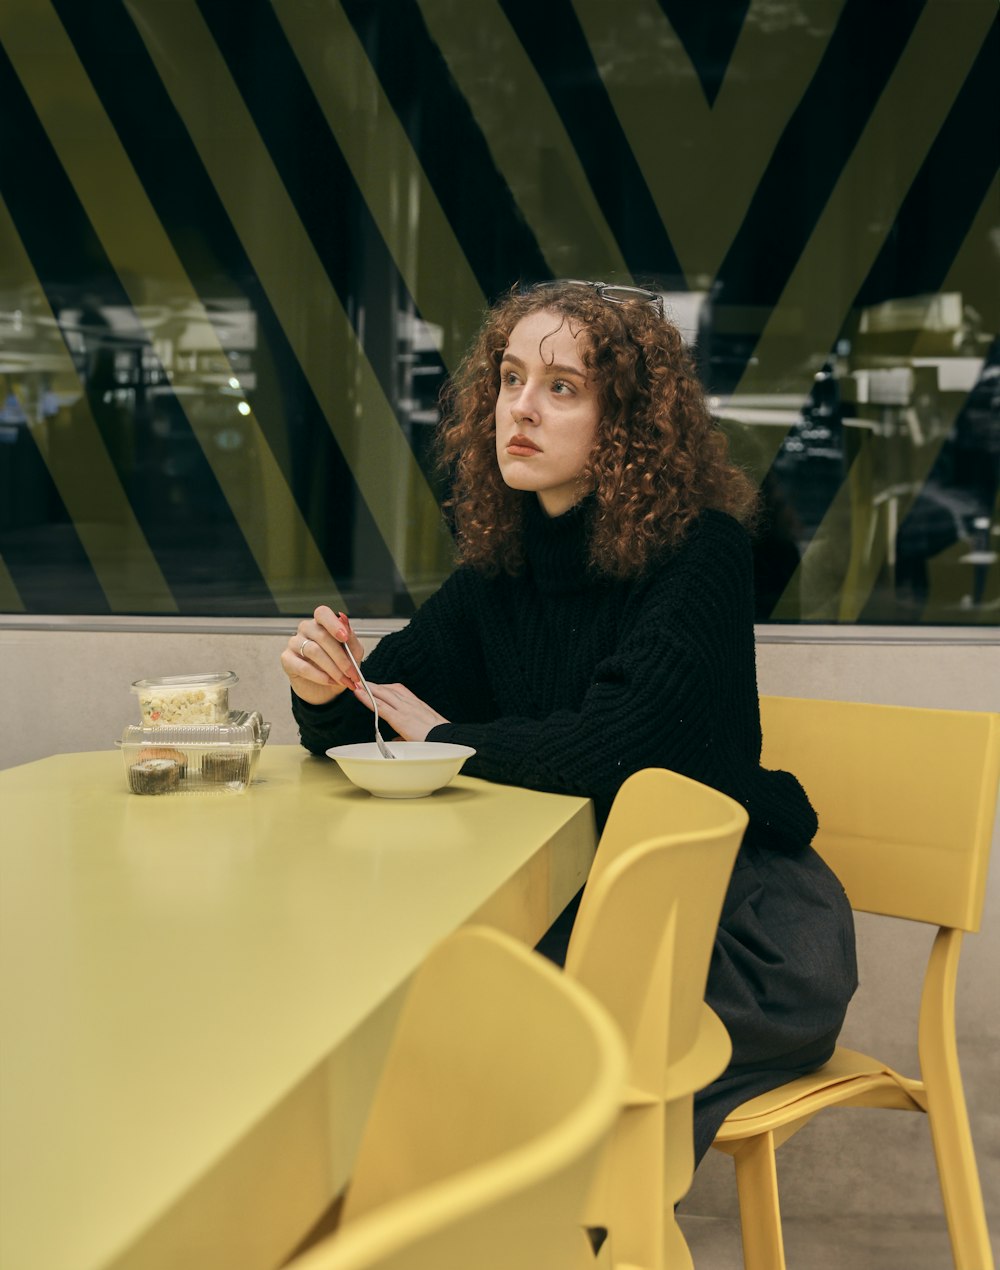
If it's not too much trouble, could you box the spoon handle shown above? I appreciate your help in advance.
[343,642,396,759]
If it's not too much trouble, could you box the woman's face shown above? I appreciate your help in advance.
[494,309,602,517]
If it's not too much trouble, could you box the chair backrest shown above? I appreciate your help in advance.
[759,696,1000,931]
[285,925,626,1270]
[565,767,748,1105]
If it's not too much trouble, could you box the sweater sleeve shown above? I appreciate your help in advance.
[292,567,496,754]
[426,625,719,822]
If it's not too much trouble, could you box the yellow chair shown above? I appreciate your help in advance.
[564,767,749,1269]
[283,925,627,1270]
[712,696,1000,1270]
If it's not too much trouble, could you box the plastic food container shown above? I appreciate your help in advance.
[118,712,270,795]
[131,671,238,726]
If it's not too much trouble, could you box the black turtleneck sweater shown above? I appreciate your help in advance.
[293,497,817,850]
[296,497,858,1163]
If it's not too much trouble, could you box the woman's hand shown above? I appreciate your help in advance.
[281,606,363,705]
[355,681,449,742]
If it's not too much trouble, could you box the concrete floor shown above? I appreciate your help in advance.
[676,1213,996,1269]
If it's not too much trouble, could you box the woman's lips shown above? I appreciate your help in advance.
[507,434,541,455]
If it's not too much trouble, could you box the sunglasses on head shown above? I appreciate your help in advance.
[529,279,664,316]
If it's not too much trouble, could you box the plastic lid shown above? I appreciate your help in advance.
[117,717,267,747]
[130,671,238,693]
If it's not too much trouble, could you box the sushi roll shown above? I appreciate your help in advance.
[137,746,188,777]
[129,757,182,795]
[201,752,249,784]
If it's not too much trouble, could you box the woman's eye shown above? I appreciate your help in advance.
[551,380,574,395]
[500,369,520,387]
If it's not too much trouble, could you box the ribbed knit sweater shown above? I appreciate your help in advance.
[294,495,817,848]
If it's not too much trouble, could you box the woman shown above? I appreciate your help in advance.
[281,280,857,1161]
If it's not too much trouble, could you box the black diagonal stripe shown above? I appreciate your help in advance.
[3,530,111,615]
[0,23,277,615]
[856,14,1000,307]
[0,447,111,614]
[341,0,550,298]
[708,0,926,393]
[756,19,1000,603]
[194,0,371,309]
[195,0,447,468]
[497,0,683,284]
[48,0,412,614]
[0,34,269,614]
[51,0,318,473]
[658,0,752,108]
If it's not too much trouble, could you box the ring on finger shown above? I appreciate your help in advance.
[299,638,310,657]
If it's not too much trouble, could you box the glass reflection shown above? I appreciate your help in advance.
[0,0,996,626]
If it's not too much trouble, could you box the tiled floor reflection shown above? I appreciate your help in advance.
[677,1214,982,1269]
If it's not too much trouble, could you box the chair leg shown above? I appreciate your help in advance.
[662,1215,695,1270]
[920,928,995,1270]
[732,1131,787,1270]
[585,1102,667,1269]
[924,1089,995,1270]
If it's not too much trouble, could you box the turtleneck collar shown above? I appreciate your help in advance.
[522,493,596,593]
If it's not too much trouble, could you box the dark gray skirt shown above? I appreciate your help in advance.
[693,840,858,1162]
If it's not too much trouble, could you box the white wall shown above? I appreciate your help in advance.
[2,620,998,1225]
[1,620,349,766]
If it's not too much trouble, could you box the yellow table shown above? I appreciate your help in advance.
[0,745,596,1270]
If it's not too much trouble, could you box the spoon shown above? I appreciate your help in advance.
[342,642,396,760]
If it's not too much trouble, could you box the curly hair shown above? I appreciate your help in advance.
[437,281,759,578]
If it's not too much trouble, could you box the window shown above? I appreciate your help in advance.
[1,0,996,624]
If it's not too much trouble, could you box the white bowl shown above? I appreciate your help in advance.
[326,741,477,798]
